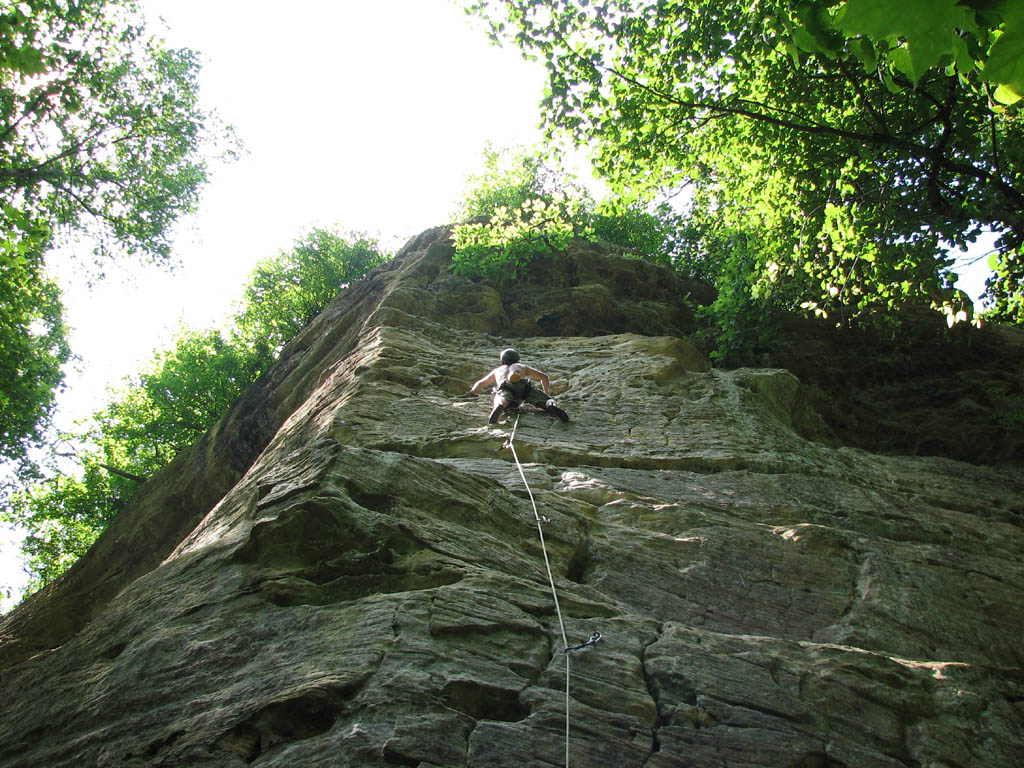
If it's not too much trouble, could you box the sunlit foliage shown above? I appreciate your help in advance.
[0,0,234,465]
[464,1,1024,326]
[452,145,692,281]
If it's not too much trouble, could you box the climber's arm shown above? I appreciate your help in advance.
[520,366,550,394]
[470,370,496,396]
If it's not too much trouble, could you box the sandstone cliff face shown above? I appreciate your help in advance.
[1,229,1022,768]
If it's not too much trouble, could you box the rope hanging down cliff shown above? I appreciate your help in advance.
[503,412,601,768]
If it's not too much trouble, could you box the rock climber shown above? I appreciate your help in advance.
[469,348,569,424]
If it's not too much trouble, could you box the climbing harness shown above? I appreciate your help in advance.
[504,412,601,768]
[496,400,567,424]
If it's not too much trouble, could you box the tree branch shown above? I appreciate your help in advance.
[835,58,890,134]
[582,47,1024,212]
[989,108,1001,177]
[53,449,148,484]
[542,20,1024,217]
[98,463,148,484]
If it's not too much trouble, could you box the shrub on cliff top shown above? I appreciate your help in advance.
[451,146,695,282]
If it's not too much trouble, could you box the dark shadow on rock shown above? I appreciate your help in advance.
[215,685,354,763]
[442,679,531,723]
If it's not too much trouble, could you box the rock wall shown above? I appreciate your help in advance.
[1,229,1022,767]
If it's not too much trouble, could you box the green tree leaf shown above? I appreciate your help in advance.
[839,0,971,84]
[982,11,1024,99]
[993,83,1022,105]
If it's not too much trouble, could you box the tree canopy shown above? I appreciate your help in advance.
[237,229,385,352]
[0,256,68,465]
[0,0,232,465]
[1,0,227,263]
[451,144,694,281]
[464,0,1024,324]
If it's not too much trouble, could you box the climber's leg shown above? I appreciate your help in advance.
[544,400,570,422]
[490,392,513,424]
[524,387,569,422]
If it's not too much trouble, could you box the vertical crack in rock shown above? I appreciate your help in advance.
[640,623,668,765]
[565,522,593,584]
[832,546,871,627]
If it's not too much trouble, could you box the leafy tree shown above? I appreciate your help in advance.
[10,447,137,590]
[452,146,591,279]
[98,328,271,465]
[3,229,387,591]
[0,253,69,465]
[454,192,593,281]
[0,0,232,465]
[452,145,692,279]
[454,143,560,220]
[1,0,227,262]
[5,326,266,592]
[464,0,1024,324]
[237,229,386,352]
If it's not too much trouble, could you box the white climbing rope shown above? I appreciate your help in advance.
[505,412,573,768]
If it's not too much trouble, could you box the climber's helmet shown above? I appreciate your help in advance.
[500,348,520,365]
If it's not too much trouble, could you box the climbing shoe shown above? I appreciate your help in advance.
[488,404,506,424]
[547,404,570,422]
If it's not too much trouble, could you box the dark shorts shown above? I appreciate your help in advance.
[493,385,553,409]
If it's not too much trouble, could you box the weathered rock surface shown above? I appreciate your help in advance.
[757,310,1024,464]
[1,229,1022,767]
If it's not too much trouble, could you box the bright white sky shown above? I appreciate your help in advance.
[0,0,996,611]
[1,0,551,610]
[56,0,550,406]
